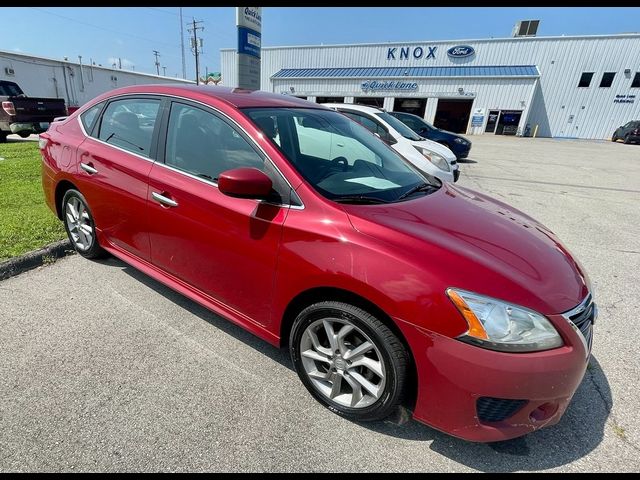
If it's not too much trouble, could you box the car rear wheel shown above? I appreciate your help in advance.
[62,189,107,259]
[0,132,7,143]
[290,301,408,422]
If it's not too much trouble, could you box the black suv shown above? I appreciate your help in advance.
[612,121,640,144]
[389,111,472,160]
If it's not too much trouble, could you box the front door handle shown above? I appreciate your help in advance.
[80,162,98,175]
[152,191,178,208]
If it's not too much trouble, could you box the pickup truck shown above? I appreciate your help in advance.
[1,80,67,142]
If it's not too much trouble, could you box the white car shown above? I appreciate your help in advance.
[322,103,459,183]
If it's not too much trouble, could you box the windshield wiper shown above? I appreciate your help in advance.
[397,182,437,200]
[333,195,389,204]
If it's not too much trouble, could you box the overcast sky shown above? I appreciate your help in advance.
[1,7,639,81]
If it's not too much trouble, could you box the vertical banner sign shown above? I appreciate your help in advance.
[236,7,262,90]
[471,108,485,127]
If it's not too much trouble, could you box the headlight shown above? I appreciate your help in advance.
[454,137,466,144]
[414,146,450,172]
[446,288,563,352]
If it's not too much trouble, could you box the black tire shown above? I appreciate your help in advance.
[0,131,7,143]
[624,134,632,144]
[290,301,408,422]
[17,131,30,139]
[611,135,617,142]
[61,189,108,259]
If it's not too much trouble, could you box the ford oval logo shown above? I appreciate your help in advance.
[447,45,475,58]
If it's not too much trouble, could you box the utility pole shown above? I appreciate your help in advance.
[179,8,186,79]
[162,66,167,76]
[153,50,161,76]
[188,18,204,85]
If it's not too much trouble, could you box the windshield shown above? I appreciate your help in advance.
[375,111,423,141]
[242,107,440,204]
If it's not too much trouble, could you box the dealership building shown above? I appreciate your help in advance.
[221,26,640,139]
[1,49,193,110]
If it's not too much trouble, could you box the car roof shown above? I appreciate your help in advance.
[321,103,385,114]
[94,84,329,110]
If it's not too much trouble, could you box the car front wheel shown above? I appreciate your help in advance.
[290,301,409,422]
[62,189,107,259]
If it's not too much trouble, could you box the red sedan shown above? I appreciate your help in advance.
[40,85,596,442]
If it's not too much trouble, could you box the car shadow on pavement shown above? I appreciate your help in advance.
[363,356,611,471]
[457,158,478,164]
[109,257,293,370]
[108,256,611,471]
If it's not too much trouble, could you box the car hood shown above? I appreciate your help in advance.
[344,183,590,314]
[409,138,456,162]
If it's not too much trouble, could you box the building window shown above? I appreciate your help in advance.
[599,72,616,88]
[577,72,594,88]
[632,72,640,88]
[316,97,344,104]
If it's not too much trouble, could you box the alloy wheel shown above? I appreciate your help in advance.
[299,317,386,409]
[65,197,94,251]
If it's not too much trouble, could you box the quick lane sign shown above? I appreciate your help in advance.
[236,7,262,90]
[362,80,418,92]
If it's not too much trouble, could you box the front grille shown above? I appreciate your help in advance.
[563,294,595,354]
[477,397,527,423]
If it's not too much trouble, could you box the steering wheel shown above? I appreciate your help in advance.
[315,157,349,183]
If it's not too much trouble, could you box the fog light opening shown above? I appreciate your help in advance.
[529,402,559,422]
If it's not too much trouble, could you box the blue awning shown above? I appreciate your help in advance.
[272,65,540,79]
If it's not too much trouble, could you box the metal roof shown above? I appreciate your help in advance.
[272,65,540,79]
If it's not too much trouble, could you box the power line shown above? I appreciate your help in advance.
[187,18,205,85]
[30,7,182,52]
[145,7,180,17]
[152,50,161,75]
[180,8,187,80]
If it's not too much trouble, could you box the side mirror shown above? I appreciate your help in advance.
[218,167,273,199]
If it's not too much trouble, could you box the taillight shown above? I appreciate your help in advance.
[2,101,16,116]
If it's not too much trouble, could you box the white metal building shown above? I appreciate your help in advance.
[1,49,193,110]
[221,32,640,139]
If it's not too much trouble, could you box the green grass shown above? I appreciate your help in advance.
[0,142,66,262]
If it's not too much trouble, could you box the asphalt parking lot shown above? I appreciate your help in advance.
[1,135,639,472]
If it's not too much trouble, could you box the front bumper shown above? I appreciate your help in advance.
[395,310,592,442]
[450,142,471,159]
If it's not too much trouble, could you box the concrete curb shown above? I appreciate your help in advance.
[0,240,75,281]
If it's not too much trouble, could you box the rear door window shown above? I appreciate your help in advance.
[97,98,161,157]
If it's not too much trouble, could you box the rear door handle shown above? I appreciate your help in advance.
[80,162,98,175]
[152,191,178,208]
